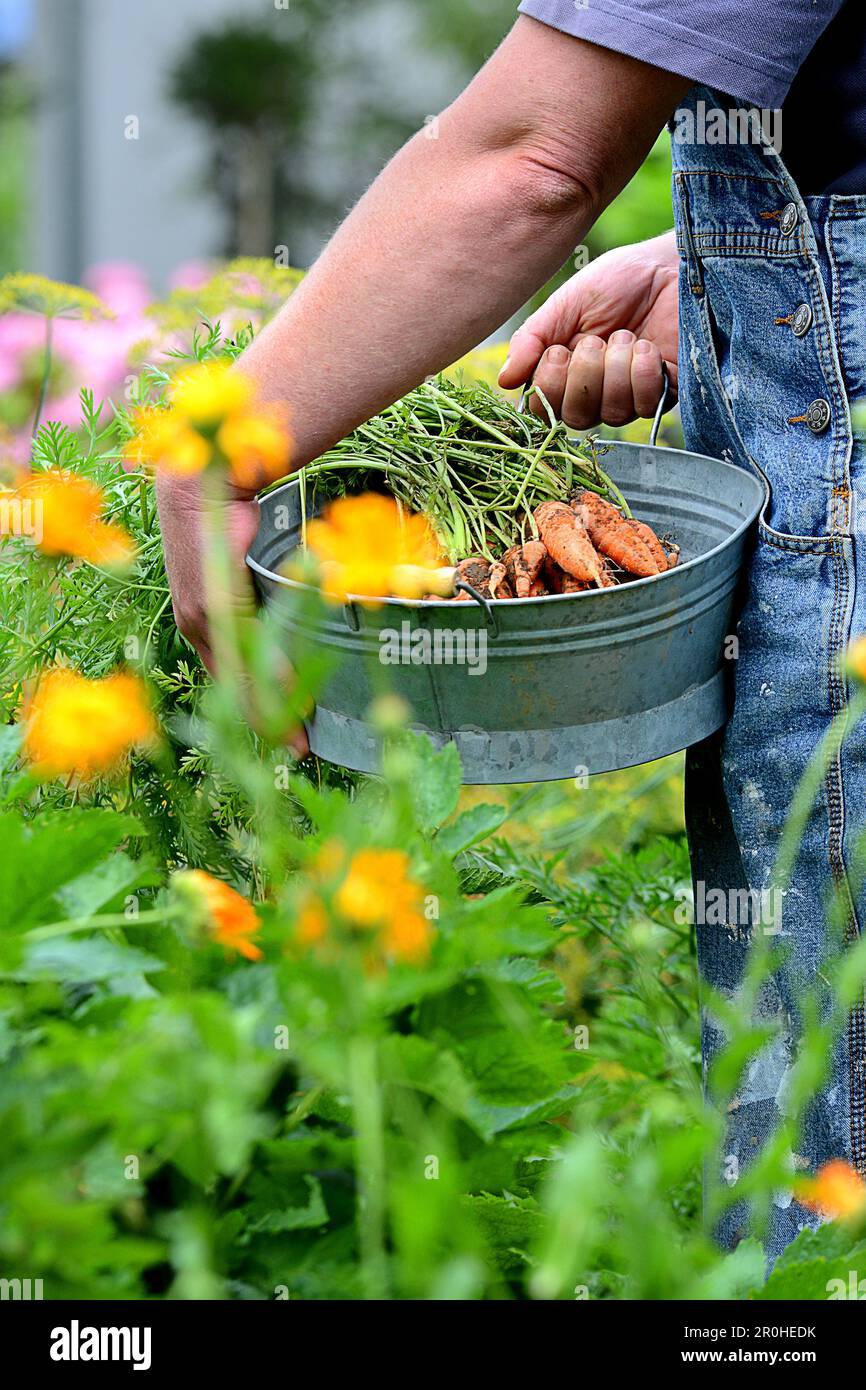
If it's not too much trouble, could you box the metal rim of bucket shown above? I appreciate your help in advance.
[246,442,766,608]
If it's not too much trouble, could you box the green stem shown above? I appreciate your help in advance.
[27,907,172,943]
[32,315,54,437]
[348,1034,388,1300]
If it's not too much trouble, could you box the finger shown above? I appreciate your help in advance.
[561,336,606,430]
[499,275,587,388]
[663,358,679,400]
[530,345,572,419]
[631,339,665,418]
[600,330,638,427]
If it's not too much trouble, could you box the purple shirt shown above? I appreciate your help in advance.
[518,0,866,194]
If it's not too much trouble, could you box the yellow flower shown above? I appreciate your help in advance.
[172,869,263,961]
[336,848,420,928]
[0,272,111,320]
[16,471,134,567]
[303,494,450,603]
[146,258,304,336]
[23,669,156,779]
[125,406,212,476]
[797,1161,866,1220]
[168,361,254,431]
[216,405,291,489]
[846,636,866,685]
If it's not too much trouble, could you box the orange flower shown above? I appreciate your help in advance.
[124,407,211,476]
[296,898,328,946]
[22,669,156,779]
[301,493,451,604]
[382,911,433,965]
[797,1161,866,1220]
[172,869,263,961]
[336,848,420,928]
[216,405,291,489]
[15,471,133,567]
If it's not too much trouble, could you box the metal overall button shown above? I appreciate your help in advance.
[805,399,831,433]
[791,302,813,337]
[779,202,799,236]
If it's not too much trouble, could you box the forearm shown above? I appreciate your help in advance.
[239,19,689,474]
[242,141,592,469]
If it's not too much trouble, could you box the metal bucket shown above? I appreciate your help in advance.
[247,438,765,784]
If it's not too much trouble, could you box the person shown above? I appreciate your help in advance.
[158,2,866,1261]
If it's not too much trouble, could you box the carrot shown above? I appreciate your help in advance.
[574,491,662,578]
[528,577,547,597]
[543,556,589,594]
[487,560,513,600]
[504,540,548,597]
[534,500,604,585]
[455,557,490,589]
[624,518,670,574]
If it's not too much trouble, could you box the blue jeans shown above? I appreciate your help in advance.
[672,87,866,1261]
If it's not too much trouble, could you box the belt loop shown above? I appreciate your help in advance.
[675,174,704,297]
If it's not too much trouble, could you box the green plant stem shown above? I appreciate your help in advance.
[27,907,173,942]
[348,1033,388,1300]
[32,314,54,437]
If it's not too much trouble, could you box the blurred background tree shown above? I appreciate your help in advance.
[168,1,673,276]
[169,12,348,258]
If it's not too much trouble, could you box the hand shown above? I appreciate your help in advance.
[499,231,679,429]
[155,472,310,756]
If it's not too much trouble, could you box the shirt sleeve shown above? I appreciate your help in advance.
[517,0,846,109]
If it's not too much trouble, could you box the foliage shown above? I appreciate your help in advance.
[0,292,861,1303]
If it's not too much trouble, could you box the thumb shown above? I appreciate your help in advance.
[498,278,588,390]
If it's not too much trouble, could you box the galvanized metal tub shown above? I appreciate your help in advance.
[247,439,765,784]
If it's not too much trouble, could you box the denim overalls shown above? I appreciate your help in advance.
[671,86,866,1260]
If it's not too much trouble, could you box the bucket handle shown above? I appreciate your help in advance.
[517,361,672,447]
[650,362,672,449]
[454,579,500,638]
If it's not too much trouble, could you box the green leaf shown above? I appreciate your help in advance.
[56,852,160,919]
[756,1220,866,1301]
[15,936,165,984]
[402,735,462,832]
[462,1192,546,1270]
[0,809,144,932]
[379,1033,479,1128]
[436,803,507,858]
[243,1175,328,1236]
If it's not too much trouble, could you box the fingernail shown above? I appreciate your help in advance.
[548,345,570,365]
[501,355,511,374]
[610,330,634,346]
[634,339,654,355]
[579,336,605,353]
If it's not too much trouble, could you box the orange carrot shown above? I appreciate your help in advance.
[574,491,662,578]
[504,540,548,597]
[534,501,604,585]
[624,518,670,573]
[543,555,589,594]
[487,560,513,600]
